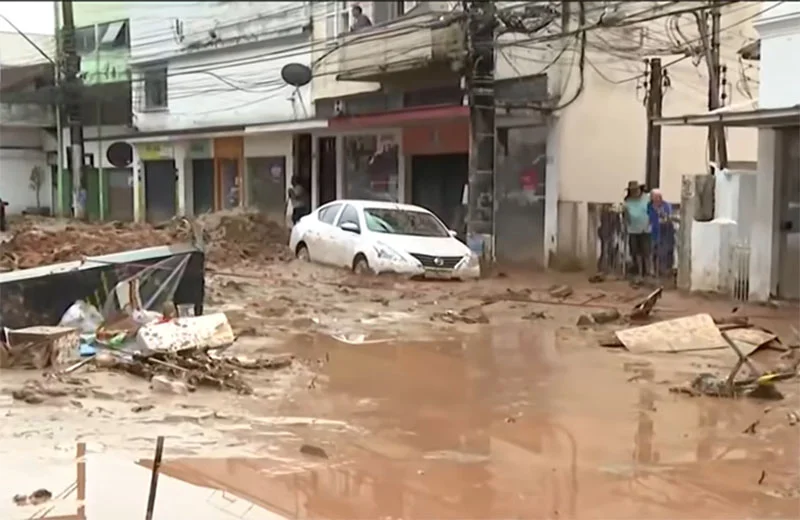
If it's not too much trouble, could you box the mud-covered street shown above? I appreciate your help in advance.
[2,214,799,519]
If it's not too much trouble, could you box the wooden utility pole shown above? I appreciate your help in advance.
[697,0,728,172]
[645,57,663,189]
[61,0,87,219]
[464,0,496,276]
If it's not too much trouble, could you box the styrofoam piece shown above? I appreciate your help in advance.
[136,313,235,353]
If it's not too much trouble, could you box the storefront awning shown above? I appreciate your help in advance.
[328,104,468,130]
[652,105,800,128]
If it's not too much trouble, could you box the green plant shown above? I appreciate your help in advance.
[29,165,44,208]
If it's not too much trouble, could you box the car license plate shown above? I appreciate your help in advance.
[424,269,453,279]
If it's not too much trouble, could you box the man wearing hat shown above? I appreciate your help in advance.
[623,180,651,279]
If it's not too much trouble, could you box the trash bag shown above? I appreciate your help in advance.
[58,300,104,334]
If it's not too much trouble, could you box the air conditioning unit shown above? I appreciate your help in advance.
[333,99,346,116]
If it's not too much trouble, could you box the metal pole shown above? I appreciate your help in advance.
[61,0,87,219]
[144,436,165,520]
[645,57,663,189]
[53,1,65,217]
[96,39,105,221]
[464,0,496,277]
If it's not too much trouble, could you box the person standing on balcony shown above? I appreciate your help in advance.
[350,4,373,32]
[623,180,651,280]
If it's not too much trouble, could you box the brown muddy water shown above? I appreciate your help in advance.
[158,329,798,519]
[4,327,799,519]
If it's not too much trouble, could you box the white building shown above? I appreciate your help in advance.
[0,31,57,215]
[655,1,799,300]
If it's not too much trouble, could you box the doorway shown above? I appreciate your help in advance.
[215,158,240,210]
[192,159,214,215]
[778,126,799,299]
[411,153,468,232]
[106,168,134,221]
[318,136,336,206]
[144,159,177,223]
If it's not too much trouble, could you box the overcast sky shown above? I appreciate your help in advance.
[0,1,55,35]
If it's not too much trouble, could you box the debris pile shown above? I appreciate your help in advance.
[195,210,292,264]
[116,349,293,395]
[0,210,292,272]
[0,220,194,271]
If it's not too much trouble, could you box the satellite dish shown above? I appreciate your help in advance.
[107,141,133,168]
[281,63,312,87]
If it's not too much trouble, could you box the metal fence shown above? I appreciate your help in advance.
[596,205,678,285]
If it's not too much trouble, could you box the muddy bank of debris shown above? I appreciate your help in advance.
[194,211,292,264]
[0,211,292,271]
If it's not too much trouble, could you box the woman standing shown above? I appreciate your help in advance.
[288,175,309,225]
[648,189,674,277]
[623,180,651,279]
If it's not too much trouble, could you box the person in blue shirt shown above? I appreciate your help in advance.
[623,180,651,278]
[648,189,675,277]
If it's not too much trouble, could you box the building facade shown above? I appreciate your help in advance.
[0,31,57,216]
[655,1,799,301]
[308,1,761,269]
[56,1,319,223]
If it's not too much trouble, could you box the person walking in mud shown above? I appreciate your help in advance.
[623,180,651,280]
[288,175,309,225]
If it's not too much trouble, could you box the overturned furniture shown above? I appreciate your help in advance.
[0,243,205,331]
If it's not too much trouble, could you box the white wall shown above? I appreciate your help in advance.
[129,2,313,131]
[755,2,800,108]
[0,128,51,213]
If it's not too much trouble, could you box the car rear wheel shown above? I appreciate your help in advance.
[353,255,370,275]
[296,243,310,262]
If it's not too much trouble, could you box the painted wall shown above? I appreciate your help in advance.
[546,2,762,266]
[70,2,132,85]
[0,128,52,214]
[128,2,313,131]
[755,1,800,109]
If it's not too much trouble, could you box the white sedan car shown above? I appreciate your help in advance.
[289,200,480,280]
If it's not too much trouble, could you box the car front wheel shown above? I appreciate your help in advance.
[296,243,310,262]
[353,255,370,275]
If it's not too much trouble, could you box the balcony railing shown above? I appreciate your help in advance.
[327,11,466,82]
[0,103,55,127]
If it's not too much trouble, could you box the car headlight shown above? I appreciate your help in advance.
[462,252,480,268]
[373,242,404,262]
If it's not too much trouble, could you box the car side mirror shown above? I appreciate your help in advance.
[340,222,360,234]
[448,230,458,237]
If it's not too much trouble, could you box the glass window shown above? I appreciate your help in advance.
[74,25,96,55]
[338,204,360,226]
[98,20,130,50]
[364,208,449,237]
[318,203,342,224]
[343,134,399,202]
[144,66,168,109]
[324,0,349,40]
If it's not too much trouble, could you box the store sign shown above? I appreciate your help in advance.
[136,143,173,161]
[189,140,211,159]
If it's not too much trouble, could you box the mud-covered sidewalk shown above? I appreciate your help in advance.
[1,215,799,519]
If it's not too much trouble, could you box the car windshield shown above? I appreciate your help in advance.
[363,208,449,238]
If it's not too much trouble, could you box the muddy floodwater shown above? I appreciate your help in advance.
[2,260,799,519]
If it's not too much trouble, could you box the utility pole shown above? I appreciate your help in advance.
[710,0,727,169]
[61,0,87,219]
[463,0,496,276]
[644,57,663,189]
[697,0,727,173]
[53,1,65,217]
